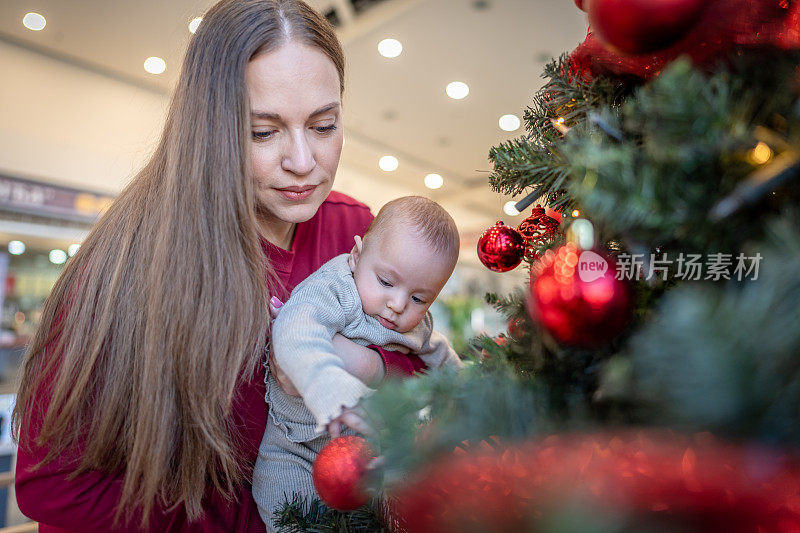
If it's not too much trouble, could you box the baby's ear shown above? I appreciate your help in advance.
[347,235,363,272]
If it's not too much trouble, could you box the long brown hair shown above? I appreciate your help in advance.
[13,0,344,526]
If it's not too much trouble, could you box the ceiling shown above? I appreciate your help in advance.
[0,0,588,242]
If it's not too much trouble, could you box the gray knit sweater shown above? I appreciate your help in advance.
[271,253,463,432]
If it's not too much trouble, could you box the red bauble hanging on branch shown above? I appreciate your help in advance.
[526,243,632,347]
[588,0,706,54]
[477,222,525,272]
[312,436,374,510]
[516,206,561,261]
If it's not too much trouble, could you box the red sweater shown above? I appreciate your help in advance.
[15,191,426,532]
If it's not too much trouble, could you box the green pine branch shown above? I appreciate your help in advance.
[623,213,800,446]
[273,495,388,533]
[488,55,630,211]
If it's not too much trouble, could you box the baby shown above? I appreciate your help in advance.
[252,196,463,529]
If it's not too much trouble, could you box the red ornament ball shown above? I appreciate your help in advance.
[517,207,561,262]
[588,0,706,54]
[573,0,586,11]
[527,244,632,347]
[312,436,374,510]
[477,222,525,272]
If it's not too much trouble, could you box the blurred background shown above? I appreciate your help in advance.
[0,1,586,526]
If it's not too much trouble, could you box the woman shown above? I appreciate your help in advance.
[12,0,425,531]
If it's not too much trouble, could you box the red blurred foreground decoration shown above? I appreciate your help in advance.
[391,431,800,533]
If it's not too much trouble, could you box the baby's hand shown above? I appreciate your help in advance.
[327,405,374,439]
[269,296,283,321]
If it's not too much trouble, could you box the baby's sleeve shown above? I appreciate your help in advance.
[271,274,373,431]
[412,313,464,370]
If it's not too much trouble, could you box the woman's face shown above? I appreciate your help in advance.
[245,41,343,228]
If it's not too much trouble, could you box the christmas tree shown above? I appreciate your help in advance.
[280,1,800,531]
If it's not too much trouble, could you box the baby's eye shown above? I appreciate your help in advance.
[411,296,426,305]
[378,277,392,287]
[252,130,276,140]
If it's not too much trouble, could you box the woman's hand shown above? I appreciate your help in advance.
[331,334,385,387]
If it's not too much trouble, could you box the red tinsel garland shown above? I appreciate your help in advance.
[570,0,800,82]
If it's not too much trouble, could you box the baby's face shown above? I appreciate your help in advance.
[350,230,454,333]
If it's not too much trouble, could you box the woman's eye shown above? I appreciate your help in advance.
[378,277,392,287]
[314,124,337,134]
[252,130,276,140]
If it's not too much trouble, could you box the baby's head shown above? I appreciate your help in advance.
[348,196,459,333]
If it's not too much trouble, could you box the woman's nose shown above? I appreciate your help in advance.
[281,130,316,175]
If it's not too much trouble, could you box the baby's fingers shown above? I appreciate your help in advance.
[328,419,341,439]
[338,409,375,438]
[269,296,283,320]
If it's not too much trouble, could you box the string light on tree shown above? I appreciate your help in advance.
[749,142,773,165]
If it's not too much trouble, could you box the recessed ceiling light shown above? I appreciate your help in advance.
[446,81,469,100]
[379,156,399,172]
[8,241,25,255]
[144,56,166,75]
[378,38,403,58]
[499,114,521,132]
[49,249,67,265]
[189,17,202,34]
[424,174,443,189]
[504,201,520,216]
[23,12,46,31]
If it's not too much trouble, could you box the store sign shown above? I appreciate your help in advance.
[0,175,114,223]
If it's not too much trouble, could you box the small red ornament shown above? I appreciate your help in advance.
[573,0,586,11]
[477,222,525,272]
[588,0,706,54]
[517,207,561,261]
[312,436,374,510]
[527,244,632,346]
[507,317,525,337]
